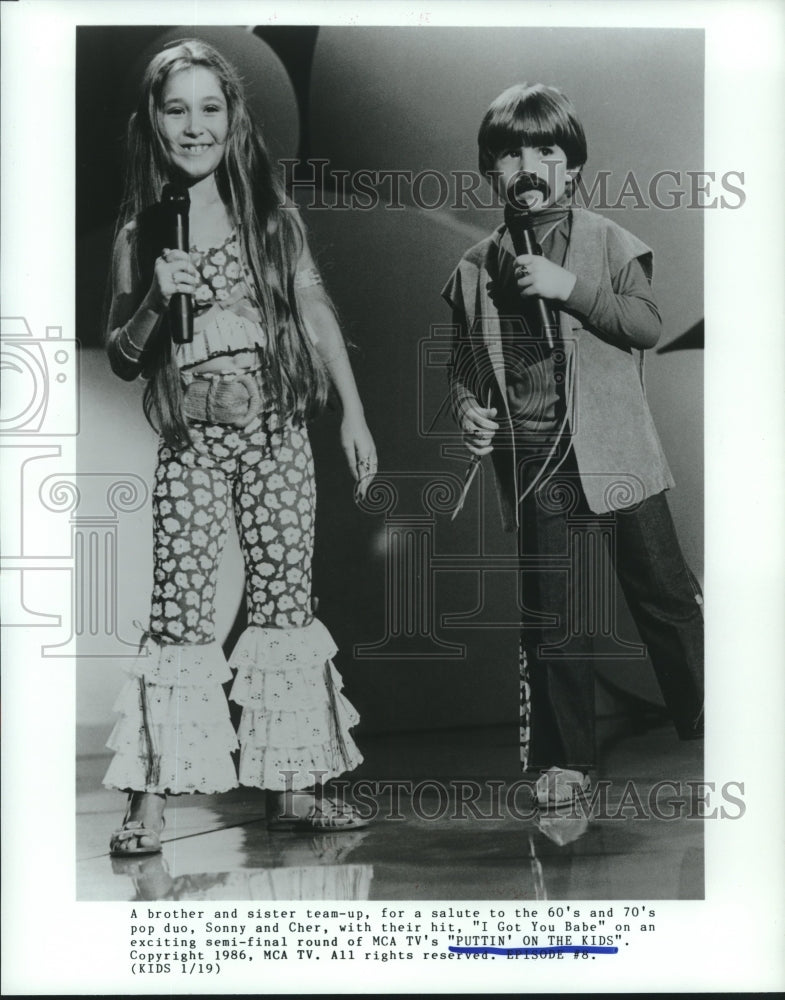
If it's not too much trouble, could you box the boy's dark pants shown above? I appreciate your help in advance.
[517,444,704,772]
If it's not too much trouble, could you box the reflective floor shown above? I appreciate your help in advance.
[77,715,703,902]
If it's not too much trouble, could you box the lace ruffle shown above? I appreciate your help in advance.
[229,618,338,677]
[123,638,234,686]
[102,638,239,795]
[177,307,265,369]
[229,620,363,790]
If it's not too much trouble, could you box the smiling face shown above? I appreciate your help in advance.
[157,66,229,184]
[493,142,577,211]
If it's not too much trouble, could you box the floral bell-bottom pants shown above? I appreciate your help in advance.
[103,410,362,795]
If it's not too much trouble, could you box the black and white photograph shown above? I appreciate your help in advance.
[2,1,784,994]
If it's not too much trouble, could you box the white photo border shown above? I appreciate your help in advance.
[1,0,784,994]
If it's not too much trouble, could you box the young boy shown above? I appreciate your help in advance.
[442,83,704,808]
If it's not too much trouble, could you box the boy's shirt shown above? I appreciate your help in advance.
[501,207,661,434]
[442,207,675,529]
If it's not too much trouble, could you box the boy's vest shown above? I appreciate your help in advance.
[446,207,675,531]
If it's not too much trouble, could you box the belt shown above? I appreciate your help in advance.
[181,366,274,427]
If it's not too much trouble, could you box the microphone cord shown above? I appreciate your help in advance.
[517,208,576,507]
[516,347,575,507]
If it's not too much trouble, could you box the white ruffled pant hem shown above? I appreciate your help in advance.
[229,619,363,791]
[102,638,238,795]
[102,619,363,794]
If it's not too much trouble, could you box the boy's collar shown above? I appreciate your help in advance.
[496,199,572,245]
[527,193,572,224]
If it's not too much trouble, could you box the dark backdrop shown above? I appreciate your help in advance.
[76,25,703,737]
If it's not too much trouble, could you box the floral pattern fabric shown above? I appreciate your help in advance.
[150,410,314,643]
[104,410,364,795]
[175,230,325,370]
[191,229,247,312]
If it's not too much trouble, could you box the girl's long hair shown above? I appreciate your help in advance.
[113,38,330,448]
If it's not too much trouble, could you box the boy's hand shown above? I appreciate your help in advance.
[514,254,577,302]
[461,402,499,456]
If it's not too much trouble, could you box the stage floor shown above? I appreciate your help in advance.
[77,719,703,902]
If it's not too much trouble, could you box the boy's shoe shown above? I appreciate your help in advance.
[535,767,590,810]
[676,706,704,740]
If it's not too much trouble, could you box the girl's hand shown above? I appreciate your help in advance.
[461,402,498,456]
[146,249,199,312]
[514,254,577,302]
[341,411,378,502]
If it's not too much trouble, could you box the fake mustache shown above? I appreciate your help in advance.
[505,171,552,211]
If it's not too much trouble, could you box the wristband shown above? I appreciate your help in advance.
[117,325,145,361]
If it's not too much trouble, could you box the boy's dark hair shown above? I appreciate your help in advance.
[478,83,587,176]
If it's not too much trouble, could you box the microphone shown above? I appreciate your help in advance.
[161,183,193,344]
[504,172,557,350]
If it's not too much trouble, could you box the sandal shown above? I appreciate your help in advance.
[110,821,163,855]
[109,793,166,856]
[535,767,590,811]
[267,794,369,833]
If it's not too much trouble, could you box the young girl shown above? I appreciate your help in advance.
[103,39,377,853]
[445,83,703,809]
